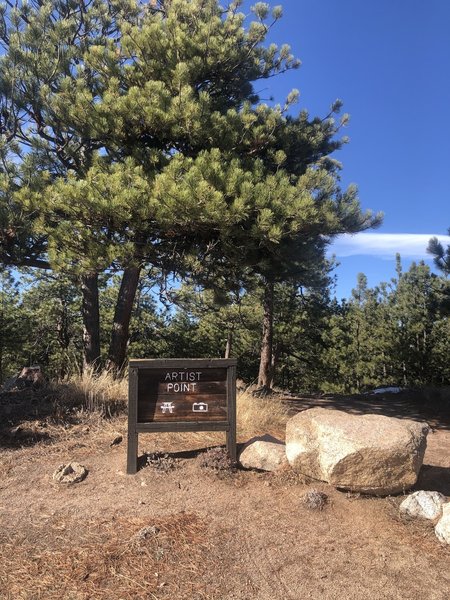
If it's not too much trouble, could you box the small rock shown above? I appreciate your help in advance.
[435,503,450,544]
[303,489,328,511]
[16,366,45,388]
[10,426,23,438]
[130,525,160,546]
[110,434,123,447]
[239,434,287,472]
[53,462,88,484]
[400,491,446,520]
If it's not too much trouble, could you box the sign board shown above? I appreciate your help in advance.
[127,358,237,474]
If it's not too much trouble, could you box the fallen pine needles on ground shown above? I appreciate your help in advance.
[0,513,213,600]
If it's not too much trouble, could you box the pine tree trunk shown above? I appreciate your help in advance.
[225,329,233,359]
[0,310,3,386]
[0,280,4,385]
[80,273,101,370]
[257,280,275,390]
[106,266,141,375]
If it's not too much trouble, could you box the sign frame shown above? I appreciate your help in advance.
[127,358,237,474]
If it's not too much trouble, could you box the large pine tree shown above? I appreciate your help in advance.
[0,0,301,370]
[1,0,381,376]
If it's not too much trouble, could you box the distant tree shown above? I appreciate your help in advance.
[270,280,334,391]
[322,273,383,393]
[428,229,450,277]
[391,261,443,385]
[19,272,82,377]
[324,259,450,392]
[0,269,28,383]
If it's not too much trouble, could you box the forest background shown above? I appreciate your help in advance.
[2,251,450,393]
[1,0,449,393]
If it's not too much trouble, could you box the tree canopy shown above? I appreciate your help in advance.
[1,0,381,380]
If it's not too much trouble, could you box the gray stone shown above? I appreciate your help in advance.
[239,434,287,472]
[435,503,450,544]
[286,408,429,495]
[399,491,446,520]
[53,462,88,484]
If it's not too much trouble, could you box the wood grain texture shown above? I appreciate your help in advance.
[136,421,229,433]
[226,364,237,462]
[138,368,227,383]
[127,367,139,474]
[136,366,228,423]
[138,396,227,422]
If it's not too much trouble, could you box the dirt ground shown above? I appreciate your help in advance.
[0,389,449,600]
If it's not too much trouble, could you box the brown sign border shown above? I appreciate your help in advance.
[127,358,237,474]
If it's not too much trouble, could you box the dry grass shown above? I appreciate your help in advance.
[0,513,214,600]
[55,368,128,416]
[236,389,290,438]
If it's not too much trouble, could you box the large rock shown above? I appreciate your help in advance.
[435,503,450,544]
[239,434,287,472]
[286,408,429,495]
[400,491,446,520]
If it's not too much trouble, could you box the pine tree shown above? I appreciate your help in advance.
[428,229,450,277]
[0,269,28,382]
[20,271,82,377]
[0,0,305,372]
[390,261,442,385]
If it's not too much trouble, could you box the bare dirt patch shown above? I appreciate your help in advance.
[1,389,450,599]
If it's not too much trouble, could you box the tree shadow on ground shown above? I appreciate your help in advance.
[286,388,450,431]
[416,465,450,496]
[136,445,242,473]
[137,447,205,470]
[0,387,92,450]
[0,427,52,449]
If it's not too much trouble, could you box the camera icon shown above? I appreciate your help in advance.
[192,402,209,413]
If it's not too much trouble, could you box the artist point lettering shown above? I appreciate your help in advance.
[165,371,202,393]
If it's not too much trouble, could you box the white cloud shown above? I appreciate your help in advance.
[331,233,450,260]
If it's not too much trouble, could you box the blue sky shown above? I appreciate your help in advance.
[247,0,450,298]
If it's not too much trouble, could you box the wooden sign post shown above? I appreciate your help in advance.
[127,358,237,474]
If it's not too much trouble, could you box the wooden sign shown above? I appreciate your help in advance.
[127,358,237,474]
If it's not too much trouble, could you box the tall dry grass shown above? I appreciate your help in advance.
[54,367,128,416]
[236,388,290,438]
